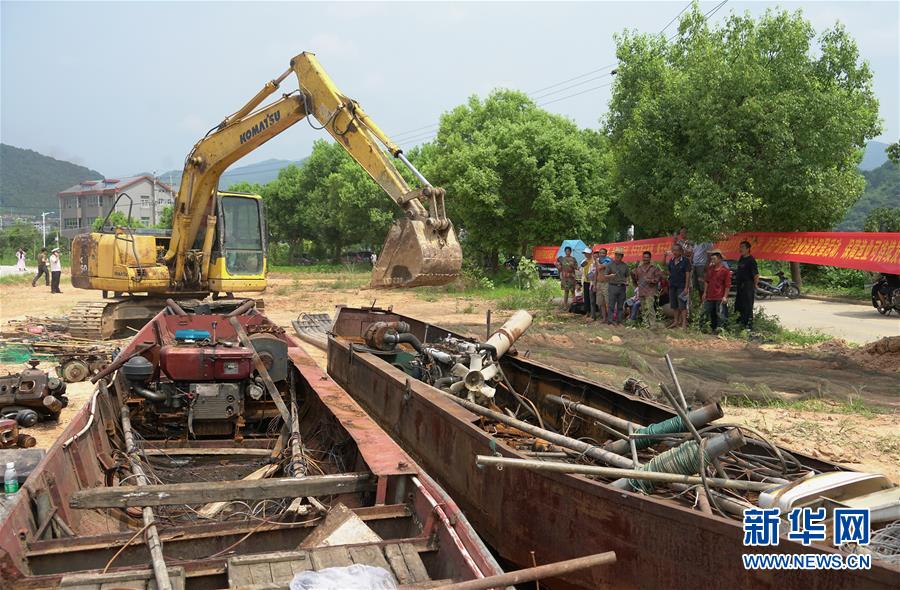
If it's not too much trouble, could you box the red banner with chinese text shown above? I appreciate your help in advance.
[583,232,899,274]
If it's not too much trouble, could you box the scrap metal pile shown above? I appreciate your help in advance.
[361,310,900,564]
[0,315,117,383]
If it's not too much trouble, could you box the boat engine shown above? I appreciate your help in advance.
[364,310,533,405]
[121,330,288,438]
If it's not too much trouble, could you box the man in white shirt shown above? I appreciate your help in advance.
[49,248,63,294]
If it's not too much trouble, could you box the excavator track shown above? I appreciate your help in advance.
[68,301,118,340]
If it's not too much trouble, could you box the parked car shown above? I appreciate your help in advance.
[537,262,559,280]
[340,250,374,264]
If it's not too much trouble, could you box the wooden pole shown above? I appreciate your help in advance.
[120,406,172,590]
[437,551,617,590]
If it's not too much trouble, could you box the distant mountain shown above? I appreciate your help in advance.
[154,158,306,190]
[860,140,890,171]
[838,159,900,230]
[0,144,103,214]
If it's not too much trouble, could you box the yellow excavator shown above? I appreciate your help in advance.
[69,52,461,339]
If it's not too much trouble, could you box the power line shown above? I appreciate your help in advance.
[659,0,692,36]
[526,62,618,96]
[398,0,727,147]
[537,81,615,107]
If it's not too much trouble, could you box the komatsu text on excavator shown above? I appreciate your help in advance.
[69,52,462,338]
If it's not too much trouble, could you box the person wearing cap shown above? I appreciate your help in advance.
[49,247,63,294]
[666,242,692,329]
[591,248,611,322]
[580,247,594,316]
[557,246,578,310]
[702,250,731,333]
[631,250,663,327]
[604,247,630,325]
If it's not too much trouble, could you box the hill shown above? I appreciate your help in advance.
[0,144,103,213]
[155,158,306,190]
[860,140,890,171]
[837,159,900,230]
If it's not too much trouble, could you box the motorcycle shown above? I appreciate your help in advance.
[871,273,900,316]
[756,271,800,299]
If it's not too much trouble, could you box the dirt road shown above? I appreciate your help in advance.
[757,297,898,344]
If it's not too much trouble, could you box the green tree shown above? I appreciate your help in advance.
[420,90,610,268]
[155,205,173,229]
[887,141,900,164]
[92,211,145,231]
[863,207,900,232]
[606,5,881,240]
[0,221,42,259]
[237,141,399,261]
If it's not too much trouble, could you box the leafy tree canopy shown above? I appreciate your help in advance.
[92,211,145,231]
[420,90,611,263]
[606,4,881,240]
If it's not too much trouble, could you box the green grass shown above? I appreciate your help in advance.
[269,262,370,275]
[801,284,868,301]
[0,272,33,286]
[723,392,888,418]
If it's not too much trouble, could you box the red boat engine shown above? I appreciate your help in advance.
[121,332,288,439]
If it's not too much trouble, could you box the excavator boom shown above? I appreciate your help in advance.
[166,51,461,288]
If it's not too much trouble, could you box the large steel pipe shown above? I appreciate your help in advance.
[485,309,532,358]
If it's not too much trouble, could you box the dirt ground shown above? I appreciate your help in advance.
[1,271,897,482]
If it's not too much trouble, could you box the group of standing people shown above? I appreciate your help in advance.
[14,247,63,293]
[557,231,761,333]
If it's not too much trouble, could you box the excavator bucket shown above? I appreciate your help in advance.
[371,218,462,288]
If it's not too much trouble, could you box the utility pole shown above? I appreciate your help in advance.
[150,171,157,226]
[41,211,55,247]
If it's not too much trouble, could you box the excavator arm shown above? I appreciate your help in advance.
[164,51,460,288]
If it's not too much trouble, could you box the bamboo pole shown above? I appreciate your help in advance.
[120,406,172,590]
[437,551,617,590]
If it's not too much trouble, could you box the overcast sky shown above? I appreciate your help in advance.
[1,1,897,177]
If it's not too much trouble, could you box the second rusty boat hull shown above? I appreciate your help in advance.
[326,306,899,590]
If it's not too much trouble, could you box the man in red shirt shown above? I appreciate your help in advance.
[702,250,731,334]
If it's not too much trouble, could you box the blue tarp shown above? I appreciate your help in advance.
[556,239,590,265]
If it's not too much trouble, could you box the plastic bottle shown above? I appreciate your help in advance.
[4,462,18,495]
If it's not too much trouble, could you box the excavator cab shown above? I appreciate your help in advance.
[206,192,268,294]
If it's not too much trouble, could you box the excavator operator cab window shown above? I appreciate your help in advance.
[219,195,264,276]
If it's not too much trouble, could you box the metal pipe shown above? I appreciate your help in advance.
[120,406,172,590]
[165,298,187,316]
[546,395,723,455]
[610,429,745,490]
[605,403,723,455]
[440,392,634,469]
[664,353,688,410]
[437,551,617,590]
[397,152,430,187]
[132,385,167,403]
[475,456,775,492]
[660,384,728,480]
[224,299,257,318]
[485,310,532,359]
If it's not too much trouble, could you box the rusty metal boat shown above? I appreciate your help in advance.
[326,306,900,589]
[0,300,506,589]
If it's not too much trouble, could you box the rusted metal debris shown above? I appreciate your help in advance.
[0,419,36,449]
[1,316,117,383]
[0,361,68,423]
[327,306,900,590]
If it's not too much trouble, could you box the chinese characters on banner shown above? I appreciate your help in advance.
[583,232,900,274]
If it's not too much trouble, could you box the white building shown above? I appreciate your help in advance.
[58,175,175,238]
